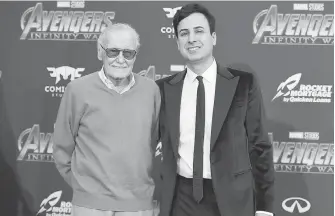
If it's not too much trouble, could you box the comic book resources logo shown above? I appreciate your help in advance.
[272,73,333,103]
[270,133,334,174]
[17,124,54,162]
[252,5,334,45]
[20,3,114,41]
[37,191,71,216]
[161,7,181,39]
[45,66,85,97]
[282,197,311,213]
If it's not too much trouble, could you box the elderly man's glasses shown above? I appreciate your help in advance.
[100,44,137,60]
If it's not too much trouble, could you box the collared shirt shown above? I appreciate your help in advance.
[99,67,135,94]
[178,58,217,179]
[177,59,273,216]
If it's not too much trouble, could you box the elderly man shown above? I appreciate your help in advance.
[53,23,161,216]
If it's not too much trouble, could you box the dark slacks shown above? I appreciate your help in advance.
[171,175,221,216]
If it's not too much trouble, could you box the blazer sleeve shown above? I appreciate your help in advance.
[245,73,275,213]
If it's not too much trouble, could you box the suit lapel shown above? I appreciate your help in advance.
[164,70,186,158]
[210,66,239,150]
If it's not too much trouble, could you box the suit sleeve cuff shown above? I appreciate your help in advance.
[256,211,273,216]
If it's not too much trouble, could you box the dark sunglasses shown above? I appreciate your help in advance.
[100,44,137,60]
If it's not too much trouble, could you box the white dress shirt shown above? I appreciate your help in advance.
[177,59,273,216]
[178,59,217,179]
[99,68,135,94]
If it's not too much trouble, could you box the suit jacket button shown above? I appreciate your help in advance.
[211,157,215,163]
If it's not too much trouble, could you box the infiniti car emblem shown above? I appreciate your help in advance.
[282,197,311,213]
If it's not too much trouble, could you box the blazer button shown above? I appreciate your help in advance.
[210,156,216,164]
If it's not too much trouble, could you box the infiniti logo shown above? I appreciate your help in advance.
[282,197,311,213]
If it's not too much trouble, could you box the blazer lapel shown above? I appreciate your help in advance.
[210,66,240,151]
[164,70,186,158]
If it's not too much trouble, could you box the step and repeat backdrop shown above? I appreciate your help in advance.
[0,1,333,216]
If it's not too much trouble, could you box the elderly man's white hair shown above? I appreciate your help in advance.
[97,23,140,60]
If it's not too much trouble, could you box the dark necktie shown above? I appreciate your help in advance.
[193,76,205,203]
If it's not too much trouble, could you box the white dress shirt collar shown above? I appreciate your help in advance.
[185,58,217,84]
